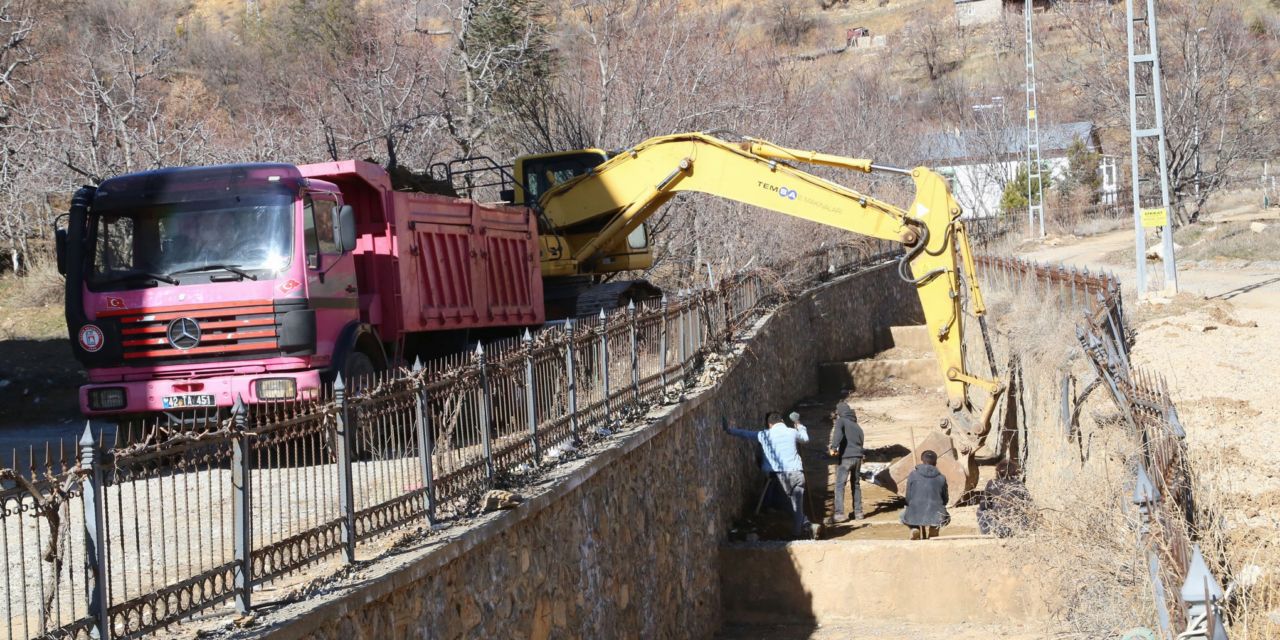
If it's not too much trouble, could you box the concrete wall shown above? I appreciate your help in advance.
[242,262,923,640]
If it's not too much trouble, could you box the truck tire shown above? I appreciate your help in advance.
[344,351,377,392]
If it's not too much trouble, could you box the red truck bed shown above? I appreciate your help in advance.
[299,161,544,340]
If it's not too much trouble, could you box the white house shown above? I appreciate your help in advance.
[921,121,1115,218]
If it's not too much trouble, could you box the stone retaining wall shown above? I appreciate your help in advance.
[241,261,923,640]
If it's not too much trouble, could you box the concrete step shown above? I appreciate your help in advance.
[817,358,941,395]
[890,325,933,352]
[719,538,1056,628]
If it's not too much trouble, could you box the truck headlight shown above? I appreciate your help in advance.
[88,387,127,410]
[255,378,297,400]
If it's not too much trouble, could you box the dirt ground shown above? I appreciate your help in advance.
[0,277,86,462]
[1022,200,1280,637]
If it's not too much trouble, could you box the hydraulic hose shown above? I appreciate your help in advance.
[896,218,947,286]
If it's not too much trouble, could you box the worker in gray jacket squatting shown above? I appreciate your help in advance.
[722,412,818,540]
[901,449,951,540]
[826,401,864,524]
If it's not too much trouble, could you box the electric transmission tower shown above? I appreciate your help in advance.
[1126,0,1178,294]
[1024,0,1045,238]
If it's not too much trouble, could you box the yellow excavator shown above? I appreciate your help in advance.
[506,132,1005,502]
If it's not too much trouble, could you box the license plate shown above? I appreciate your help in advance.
[162,394,216,409]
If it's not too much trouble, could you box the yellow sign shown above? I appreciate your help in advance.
[1141,207,1169,228]
[1027,109,1036,120]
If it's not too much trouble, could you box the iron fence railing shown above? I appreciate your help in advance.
[976,254,1229,640]
[0,240,901,639]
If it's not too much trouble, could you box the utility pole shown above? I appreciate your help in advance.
[1126,0,1179,295]
[1192,27,1206,206]
[1024,0,1046,238]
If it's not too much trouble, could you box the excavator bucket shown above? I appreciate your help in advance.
[873,429,978,507]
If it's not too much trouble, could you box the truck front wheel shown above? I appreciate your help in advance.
[343,351,377,391]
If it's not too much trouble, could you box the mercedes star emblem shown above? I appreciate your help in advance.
[166,317,202,350]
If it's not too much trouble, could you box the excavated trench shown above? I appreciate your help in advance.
[716,326,1062,639]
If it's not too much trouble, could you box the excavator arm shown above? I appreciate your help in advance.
[538,132,1004,499]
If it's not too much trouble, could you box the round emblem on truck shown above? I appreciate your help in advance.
[166,317,202,350]
[78,324,105,352]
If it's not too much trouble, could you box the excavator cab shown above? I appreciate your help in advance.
[512,149,610,206]
[515,148,655,278]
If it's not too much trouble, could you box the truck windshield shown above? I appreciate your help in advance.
[87,201,293,289]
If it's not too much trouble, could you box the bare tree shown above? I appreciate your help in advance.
[53,1,211,179]
[1048,0,1278,223]
[302,3,447,171]
[433,0,552,157]
[903,6,965,81]
[0,0,38,273]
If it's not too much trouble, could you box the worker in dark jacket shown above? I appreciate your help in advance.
[825,401,865,523]
[901,449,950,540]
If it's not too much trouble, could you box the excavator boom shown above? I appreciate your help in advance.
[536,132,1004,500]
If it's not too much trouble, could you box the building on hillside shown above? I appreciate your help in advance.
[921,120,1115,218]
[955,0,1003,26]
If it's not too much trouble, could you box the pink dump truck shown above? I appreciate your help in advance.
[57,160,544,417]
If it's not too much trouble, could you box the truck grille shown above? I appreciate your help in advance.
[99,299,280,362]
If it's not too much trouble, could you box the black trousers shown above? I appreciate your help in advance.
[833,458,863,519]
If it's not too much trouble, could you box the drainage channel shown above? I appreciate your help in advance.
[716,326,1062,638]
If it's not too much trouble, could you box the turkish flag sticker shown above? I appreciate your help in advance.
[278,279,301,294]
[106,297,125,309]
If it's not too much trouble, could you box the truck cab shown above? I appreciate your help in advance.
[59,164,365,416]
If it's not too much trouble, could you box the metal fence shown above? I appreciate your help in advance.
[0,240,900,640]
[975,255,1229,640]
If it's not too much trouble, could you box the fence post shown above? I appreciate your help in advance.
[79,422,110,640]
[694,292,705,352]
[599,308,611,424]
[231,396,252,614]
[565,318,579,444]
[677,291,688,376]
[476,342,495,482]
[1133,465,1173,638]
[628,300,639,404]
[334,374,357,563]
[1180,546,1228,640]
[523,330,540,461]
[411,358,436,523]
[659,294,669,392]
[1064,266,1075,308]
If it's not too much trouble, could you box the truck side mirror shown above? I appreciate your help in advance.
[337,205,356,253]
[54,227,68,275]
[499,188,515,203]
